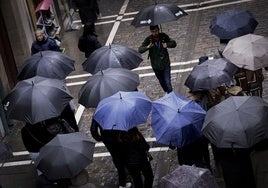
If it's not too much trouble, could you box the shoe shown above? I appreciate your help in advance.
[119,182,132,188]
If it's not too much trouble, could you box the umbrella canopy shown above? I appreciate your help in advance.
[78,68,140,108]
[210,8,258,40]
[82,44,143,74]
[184,58,238,91]
[2,76,73,124]
[202,96,268,148]
[131,3,188,27]
[0,141,13,162]
[35,0,53,12]
[151,92,206,148]
[36,132,95,180]
[18,51,75,80]
[222,34,268,71]
[93,91,152,131]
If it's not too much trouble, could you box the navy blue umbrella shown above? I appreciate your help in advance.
[210,8,258,40]
[151,92,206,148]
[94,91,152,131]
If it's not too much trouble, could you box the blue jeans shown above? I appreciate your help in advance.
[153,67,173,93]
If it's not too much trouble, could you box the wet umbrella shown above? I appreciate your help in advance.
[223,34,268,71]
[78,68,139,108]
[151,92,206,148]
[93,91,152,131]
[36,132,95,180]
[210,8,258,40]
[35,0,53,12]
[131,3,188,27]
[18,51,75,80]
[2,76,73,124]
[82,44,143,74]
[202,96,268,148]
[0,141,13,162]
[184,58,238,91]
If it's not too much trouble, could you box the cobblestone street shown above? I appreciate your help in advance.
[1,0,268,187]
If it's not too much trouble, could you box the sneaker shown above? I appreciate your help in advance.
[119,182,132,188]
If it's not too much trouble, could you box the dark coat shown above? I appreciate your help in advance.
[31,37,61,55]
[78,34,102,58]
[138,33,176,70]
[73,0,99,24]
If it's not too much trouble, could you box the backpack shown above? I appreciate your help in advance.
[46,118,75,136]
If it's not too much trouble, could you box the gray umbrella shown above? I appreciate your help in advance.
[36,132,95,180]
[222,34,268,71]
[202,96,268,148]
[18,51,75,80]
[2,76,73,124]
[184,58,238,92]
[82,44,143,74]
[78,68,139,108]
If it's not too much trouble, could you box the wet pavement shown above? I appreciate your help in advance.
[1,0,268,187]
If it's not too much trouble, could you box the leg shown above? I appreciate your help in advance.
[127,165,143,188]
[163,66,173,93]
[141,160,154,188]
[153,69,168,92]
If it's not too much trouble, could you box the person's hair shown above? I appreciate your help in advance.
[150,25,159,30]
[35,28,45,35]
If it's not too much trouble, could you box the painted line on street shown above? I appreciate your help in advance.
[3,146,170,167]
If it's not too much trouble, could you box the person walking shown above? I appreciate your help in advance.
[118,127,154,188]
[138,25,176,93]
[90,119,131,188]
[78,22,102,58]
[31,28,61,55]
[72,0,100,24]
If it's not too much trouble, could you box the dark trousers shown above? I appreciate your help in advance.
[127,159,154,188]
[153,67,172,93]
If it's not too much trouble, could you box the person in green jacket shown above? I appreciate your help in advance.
[138,25,177,93]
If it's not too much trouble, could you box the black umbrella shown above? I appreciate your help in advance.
[36,132,95,180]
[78,68,139,108]
[131,3,188,27]
[2,76,73,124]
[184,58,238,92]
[18,51,75,80]
[82,44,143,74]
[210,8,258,40]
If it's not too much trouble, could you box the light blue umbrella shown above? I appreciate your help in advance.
[93,91,152,131]
[151,92,206,148]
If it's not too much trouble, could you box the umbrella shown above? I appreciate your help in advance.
[18,51,75,80]
[131,3,188,27]
[2,76,73,124]
[202,96,268,148]
[82,44,143,74]
[222,34,268,71]
[36,132,95,180]
[210,8,258,40]
[0,141,13,162]
[151,92,206,148]
[93,91,152,131]
[184,58,238,91]
[35,0,53,12]
[78,68,139,108]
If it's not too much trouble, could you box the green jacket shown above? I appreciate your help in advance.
[138,33,176,70]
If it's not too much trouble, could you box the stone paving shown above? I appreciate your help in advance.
[1,0,268,188]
